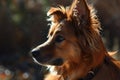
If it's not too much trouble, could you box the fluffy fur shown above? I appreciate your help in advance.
[31,0,120,80]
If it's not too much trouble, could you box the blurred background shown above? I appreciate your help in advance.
[0,0,120,80]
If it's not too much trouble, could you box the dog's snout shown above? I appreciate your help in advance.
[31,49,40,58]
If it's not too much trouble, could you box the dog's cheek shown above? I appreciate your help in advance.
[55,41,82,61]
[66,42,84,64]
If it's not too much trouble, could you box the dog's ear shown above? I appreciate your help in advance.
[47,7,67,23]
[69,0,90,26]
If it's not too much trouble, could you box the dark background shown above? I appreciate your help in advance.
[0,0,120,80]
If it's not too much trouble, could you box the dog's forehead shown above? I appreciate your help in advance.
[58,19,69,27]
[49,19,72,35]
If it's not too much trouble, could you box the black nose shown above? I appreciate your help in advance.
[31,49,40,58]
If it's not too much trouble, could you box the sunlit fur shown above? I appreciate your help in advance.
[32,0,120,80]
[46,4,105,80]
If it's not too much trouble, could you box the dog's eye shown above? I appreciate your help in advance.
[55,35,65,43]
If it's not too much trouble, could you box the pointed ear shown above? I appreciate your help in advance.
[47,7,66,23]
[69,0,90,26]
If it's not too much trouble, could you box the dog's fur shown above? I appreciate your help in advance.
[31,0,120,80]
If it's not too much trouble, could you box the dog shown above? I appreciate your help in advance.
[31,0,120,80]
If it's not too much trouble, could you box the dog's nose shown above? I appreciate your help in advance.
[31,49,40,58]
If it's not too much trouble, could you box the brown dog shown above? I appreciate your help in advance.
[31,0,120,80]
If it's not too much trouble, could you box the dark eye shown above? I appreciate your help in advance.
[55,35,65,43]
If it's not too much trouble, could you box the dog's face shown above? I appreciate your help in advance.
[32,19,81,66]
[31,0,104,69]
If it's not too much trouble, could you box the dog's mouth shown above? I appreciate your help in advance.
[33,57,63,66]
[50,58,63,65]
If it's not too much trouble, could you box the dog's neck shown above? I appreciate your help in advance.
[47,60,104,80]
[78,65,102,80]
[47,66,102,80]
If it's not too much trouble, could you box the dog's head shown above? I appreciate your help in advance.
[31,0,106,70]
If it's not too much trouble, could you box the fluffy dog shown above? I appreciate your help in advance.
[31,0,120,80]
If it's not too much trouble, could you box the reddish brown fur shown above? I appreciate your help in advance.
[31,0,120,80]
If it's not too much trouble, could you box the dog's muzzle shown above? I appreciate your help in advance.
[31,49,63,66]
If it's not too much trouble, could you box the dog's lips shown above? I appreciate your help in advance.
[33,56,63,66]
[33,56,51,64]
